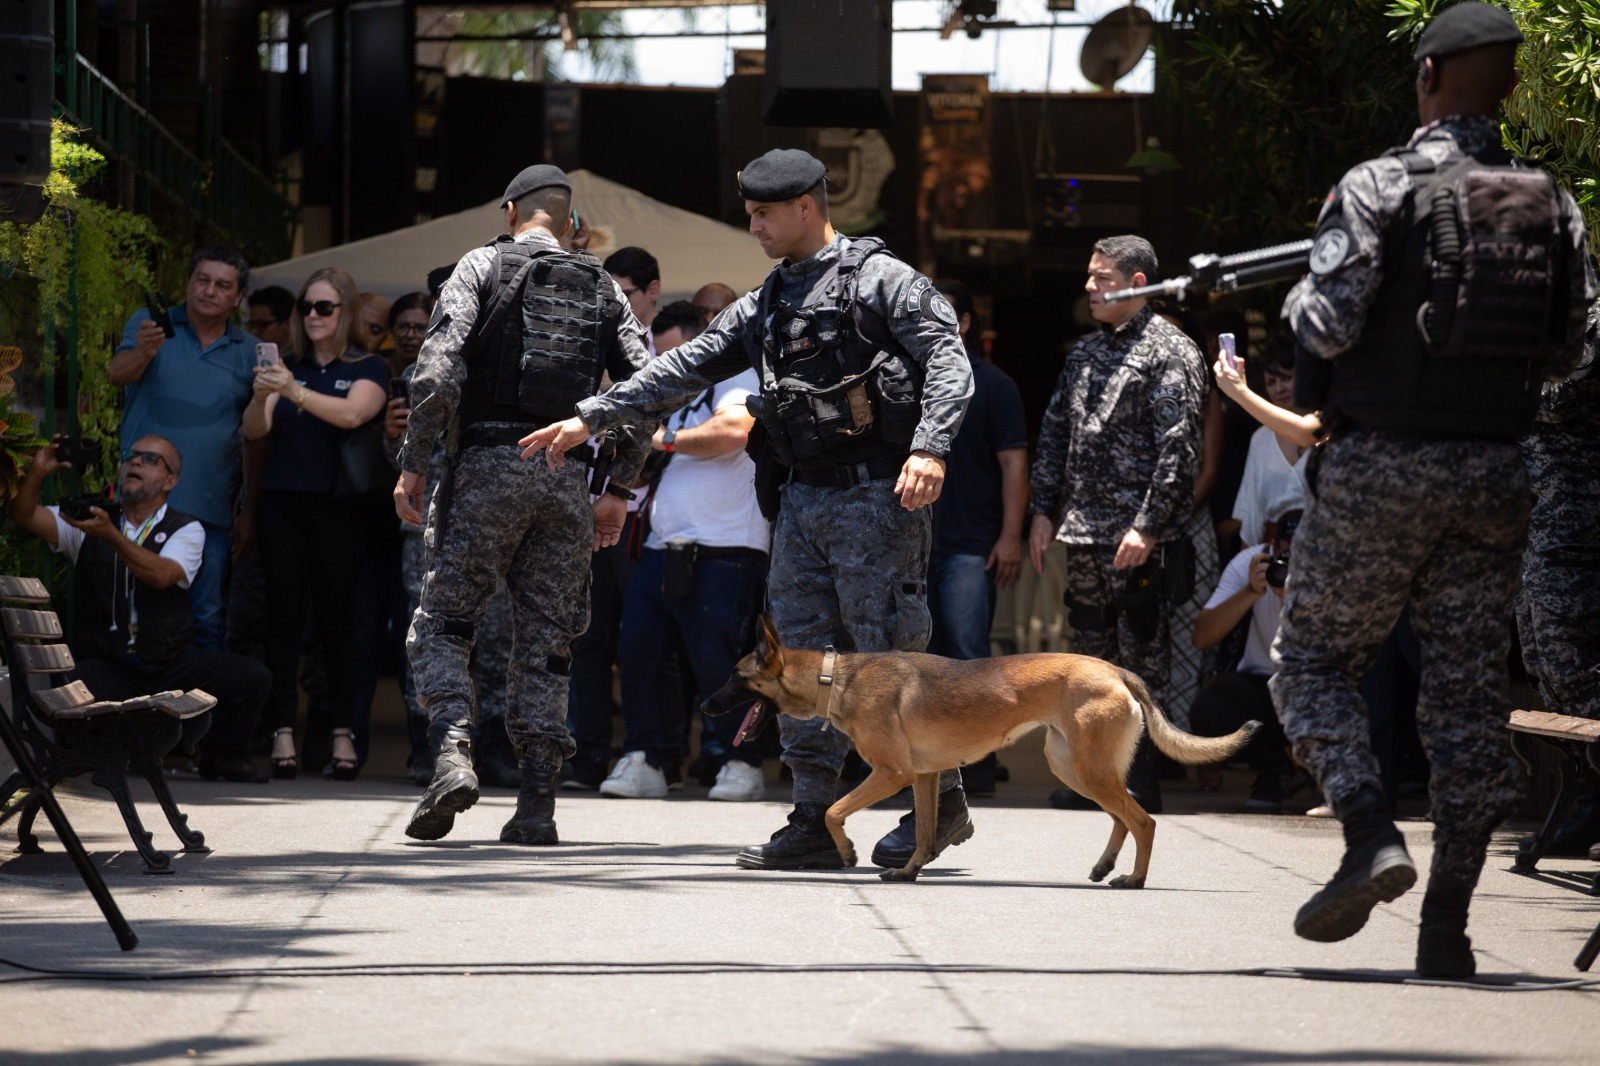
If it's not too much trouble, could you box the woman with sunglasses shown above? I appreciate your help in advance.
[243,267,390,780]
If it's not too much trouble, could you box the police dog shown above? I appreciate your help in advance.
[703,616,1258,885]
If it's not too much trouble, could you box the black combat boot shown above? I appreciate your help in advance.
[473,717,521,790]
[871,787,975,869]
[736,802,846,870]
[405,725,480,841]
[1416,840,1482,980]
[500,764,559,845]
[1294,785,1416,942]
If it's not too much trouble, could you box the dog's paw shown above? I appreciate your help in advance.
[879,865,920,883]
[1088,862,1112,882]
[1108,874,1146,889]
[838,844,857,868]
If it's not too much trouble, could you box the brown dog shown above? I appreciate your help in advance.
[703,616,1258,885]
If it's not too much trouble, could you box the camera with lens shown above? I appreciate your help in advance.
[58,495,121,524]
[1263,507,1302,590]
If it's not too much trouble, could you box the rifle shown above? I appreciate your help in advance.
[1102,239,1313,306]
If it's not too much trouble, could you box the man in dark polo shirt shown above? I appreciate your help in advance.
[6,435,272,782]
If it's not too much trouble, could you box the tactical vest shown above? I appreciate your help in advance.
[750,238,923,469]
[458,236,618,428]
[1326,147,1569,441]
[73,507,198,663]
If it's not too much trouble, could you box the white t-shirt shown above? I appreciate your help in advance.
[51,503,205,633]
[1204,542,1282,677]
[1232,425,1307,547]
[645,368,771,553]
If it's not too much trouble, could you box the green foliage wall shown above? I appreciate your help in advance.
[0,122,165,579]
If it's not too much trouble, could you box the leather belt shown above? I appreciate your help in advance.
[692,545,767,562]
[790,453,906,489]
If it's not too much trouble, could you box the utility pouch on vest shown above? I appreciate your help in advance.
[1416,165,1561,362]
[874,353,923,446]
[663,539,696,599]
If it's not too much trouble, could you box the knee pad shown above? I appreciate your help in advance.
[1065,599,1116,634]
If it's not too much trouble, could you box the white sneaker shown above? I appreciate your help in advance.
[708,760,766,802]
[598,750,668,799]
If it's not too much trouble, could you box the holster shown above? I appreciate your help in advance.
[1118,558,1165,645]
[744,419,789,522]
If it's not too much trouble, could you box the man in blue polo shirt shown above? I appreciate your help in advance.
[110,245,256,650]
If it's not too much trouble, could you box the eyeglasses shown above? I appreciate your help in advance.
[618,286,641,298]
[246,318,281,331]
[297,299,342,318]
[121,448,171,471]
[393,322,426,336]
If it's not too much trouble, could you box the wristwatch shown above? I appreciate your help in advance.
[661,426,677,453]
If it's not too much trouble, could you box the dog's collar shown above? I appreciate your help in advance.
[815,646,840,726]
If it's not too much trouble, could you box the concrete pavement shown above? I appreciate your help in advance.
[2,753,1598,1065]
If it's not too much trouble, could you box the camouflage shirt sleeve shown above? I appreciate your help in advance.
[1549,191,1599,380]
[600,277,659,487]
[577,289,761,432]
[398,249,493,473]
[1134,335,1206,535]
[1282,157,1409,360]
[858,258,974,457]
[1029,354,1076,521]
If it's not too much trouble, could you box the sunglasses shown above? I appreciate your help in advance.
[392,322,426,336]
[246,317,281,331]
[297,299,342,318]
[121,448,171,471]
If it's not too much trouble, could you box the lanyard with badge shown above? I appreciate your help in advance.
[116,511,161,648]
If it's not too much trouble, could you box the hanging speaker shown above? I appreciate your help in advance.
[764,0,892,129]
[0,0,52,186]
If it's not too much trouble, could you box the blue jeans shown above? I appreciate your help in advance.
[189,521,230,651]
[618,547,767,768]
[928,552,996,661]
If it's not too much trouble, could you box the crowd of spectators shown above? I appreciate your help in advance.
[19,232,1434,821]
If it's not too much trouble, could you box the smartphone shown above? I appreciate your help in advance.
[389,377,410,405]
[1218,332,1238,372]
[255,342,280,369]
[53,436,97,469]
[145,292,176,339]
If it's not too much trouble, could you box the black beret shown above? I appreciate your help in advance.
[1415,1,1523,60]
[500,164,571,207]
[737,148,827,203]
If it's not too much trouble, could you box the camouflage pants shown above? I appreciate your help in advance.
[1516,421,1600,719]
[768,477,959,806]
[1062,543,1173,710]
[408,443,591,772]
[401,530,513,732]
[1270,428,1528,880]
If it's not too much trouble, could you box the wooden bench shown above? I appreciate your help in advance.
[1507,708,1600,971]
[0,575,216,873]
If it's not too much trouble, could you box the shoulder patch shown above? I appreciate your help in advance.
[1309,227,1352,276]
[1149,383,1185,432]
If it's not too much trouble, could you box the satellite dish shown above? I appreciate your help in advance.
[1079,5,1155,90]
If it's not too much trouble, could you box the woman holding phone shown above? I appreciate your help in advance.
[243,267,389,779]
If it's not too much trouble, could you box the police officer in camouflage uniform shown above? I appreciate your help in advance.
[524,149,974,870]
[1272,2,1596,978]
[1515,296,1600,851]
[396,164,653,845]
[1027,235,1207,812]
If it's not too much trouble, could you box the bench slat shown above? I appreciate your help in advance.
[0,576,50,604]
[31,680,97,717]
[13,643,75,674]
[1,608,63,640]
[1509,709,1600,743]
[148,689,215,719]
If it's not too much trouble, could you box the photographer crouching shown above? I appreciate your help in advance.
[1189,491,1305,813]
[6,435,271,782]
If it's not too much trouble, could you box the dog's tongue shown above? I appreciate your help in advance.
[733,701,766,747]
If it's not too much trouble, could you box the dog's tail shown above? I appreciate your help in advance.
[1117,666,1260,766]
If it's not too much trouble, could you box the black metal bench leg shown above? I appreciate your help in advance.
[14,788,45,854]
[131,750,209,854]
[1513,735,1580,873]
[1576,920,1600,972]
[89,763,172,874]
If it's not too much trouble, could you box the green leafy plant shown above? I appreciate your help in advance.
[0,121,165,580]
[1388,0,1600,251]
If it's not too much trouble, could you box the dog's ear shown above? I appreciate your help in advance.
[756,613,784,674]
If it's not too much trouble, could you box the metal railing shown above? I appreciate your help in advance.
[56,52,295,263]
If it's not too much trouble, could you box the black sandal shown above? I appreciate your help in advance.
[271,728,299,780]
[329,729,359,781]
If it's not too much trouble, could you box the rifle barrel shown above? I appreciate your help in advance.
[1102,239,1313,305]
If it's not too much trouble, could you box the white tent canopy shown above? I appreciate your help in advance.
[252,169,773,306]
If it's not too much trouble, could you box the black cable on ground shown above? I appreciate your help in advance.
[0,955,1594,993]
